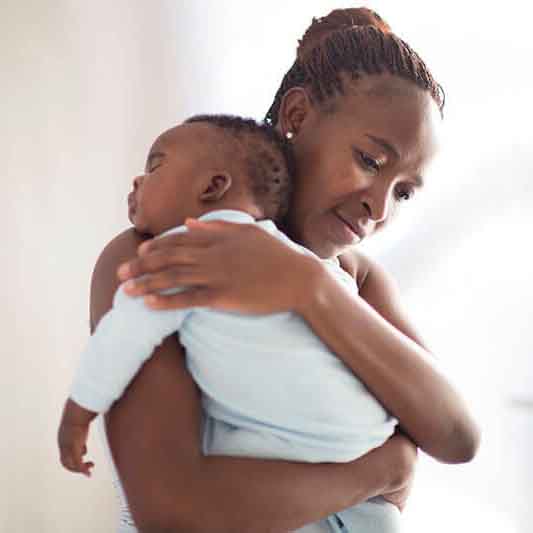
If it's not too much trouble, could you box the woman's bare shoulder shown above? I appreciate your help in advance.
[338,248,372,291]
[341,248,430,349]
[90,227,149,331]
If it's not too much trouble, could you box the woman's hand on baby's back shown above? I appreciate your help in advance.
[117,219,322,314]
[379,432,418,512]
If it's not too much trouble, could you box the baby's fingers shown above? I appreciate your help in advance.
[60,450,82,473]
[60,446,94,477]
[80,460,95,478]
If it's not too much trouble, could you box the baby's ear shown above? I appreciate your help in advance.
[199,172,233,202]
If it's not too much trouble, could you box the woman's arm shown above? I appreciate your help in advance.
[118,221,480,465]
[95,228,415,533]
[305,250,481,464]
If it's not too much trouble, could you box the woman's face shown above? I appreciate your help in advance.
[285,74,441,258]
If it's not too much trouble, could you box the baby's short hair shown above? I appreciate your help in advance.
[184,114,294,224]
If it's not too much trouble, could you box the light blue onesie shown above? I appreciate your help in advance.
[75,210,401,532]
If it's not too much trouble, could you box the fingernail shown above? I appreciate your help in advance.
[117,263,130,279]
[145,295,158,306]
[138,242,150,255]
[123,280,135,292]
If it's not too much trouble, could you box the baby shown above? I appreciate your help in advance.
[58,114,399,530]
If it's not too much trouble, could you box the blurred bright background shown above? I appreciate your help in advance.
[2,1,532,531]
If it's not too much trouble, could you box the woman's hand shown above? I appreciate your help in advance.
[117,219,322,314]
[379,432,418,512]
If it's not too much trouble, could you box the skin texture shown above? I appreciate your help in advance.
[88,74,480,531]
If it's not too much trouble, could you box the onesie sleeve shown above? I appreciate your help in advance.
[70,283,190,412]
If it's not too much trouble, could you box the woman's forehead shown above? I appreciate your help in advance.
[331,76,440,159]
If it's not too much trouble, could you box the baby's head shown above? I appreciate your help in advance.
[128,114,294,236]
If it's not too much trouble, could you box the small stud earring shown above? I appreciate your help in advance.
[285,131,294,140]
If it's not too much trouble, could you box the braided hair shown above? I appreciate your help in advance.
[265,7,444,126]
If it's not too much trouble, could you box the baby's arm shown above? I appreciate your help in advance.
[58,284,189,475]
[70,284,189,411]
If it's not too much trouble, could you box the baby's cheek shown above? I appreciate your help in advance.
[132,208,149,233]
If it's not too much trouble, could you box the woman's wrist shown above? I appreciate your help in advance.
[342,433,417,508]
[292,256,331,317]
[297,258,356,324]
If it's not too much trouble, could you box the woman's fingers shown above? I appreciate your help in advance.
[138,220,230,255]
[144,287,215,310]
[122,267,211,296]
[118,220,251,283]
[118,247,205,281]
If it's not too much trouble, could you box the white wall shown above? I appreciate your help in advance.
[2,1,532,532]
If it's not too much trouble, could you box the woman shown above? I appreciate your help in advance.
[95,8,480,532]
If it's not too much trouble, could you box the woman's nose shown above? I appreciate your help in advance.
[361,185,392,223]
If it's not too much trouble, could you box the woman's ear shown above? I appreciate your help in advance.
[199,172,233,202]
[278,87,314,138]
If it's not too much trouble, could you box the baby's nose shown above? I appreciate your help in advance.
[133,175,144,190]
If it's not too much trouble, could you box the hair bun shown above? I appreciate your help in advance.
[297,7,391,61]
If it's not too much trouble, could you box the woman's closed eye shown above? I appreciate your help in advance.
[143,162,162,174]
[145,151,166,173]
[353,148,416,202]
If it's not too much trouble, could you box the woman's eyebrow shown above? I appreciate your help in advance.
[365,134,400,159]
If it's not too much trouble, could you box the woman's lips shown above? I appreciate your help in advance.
[327,212,361,245]
[334,212,366,242]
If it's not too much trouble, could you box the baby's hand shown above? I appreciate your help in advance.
[58,420,95,477]
[57,399,97,477]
